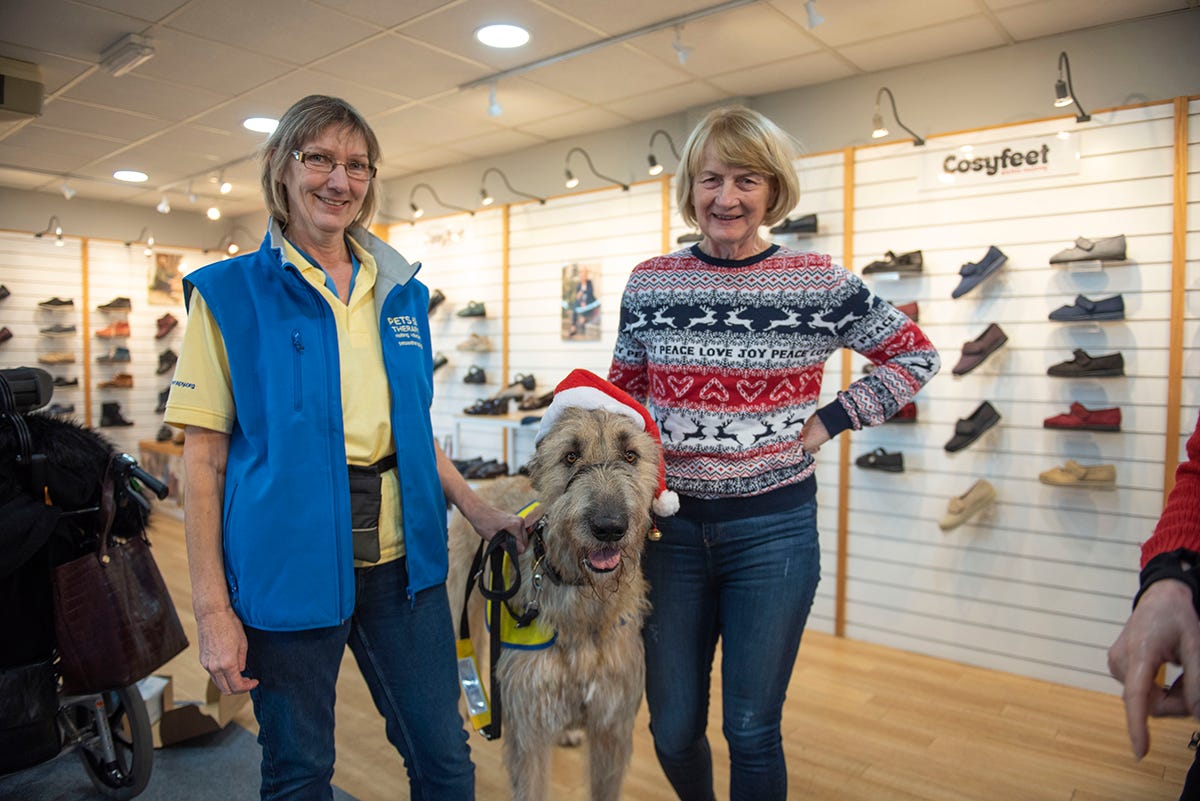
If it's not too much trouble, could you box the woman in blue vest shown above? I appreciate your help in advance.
[164,95,527,801]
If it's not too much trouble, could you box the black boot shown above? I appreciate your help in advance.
[156,387,169,413]
[99,401,134,427]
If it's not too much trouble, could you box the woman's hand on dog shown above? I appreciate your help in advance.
[464,500,531,553]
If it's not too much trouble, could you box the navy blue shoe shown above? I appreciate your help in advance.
[1048,294,1125,322]
[952,246,1006,299]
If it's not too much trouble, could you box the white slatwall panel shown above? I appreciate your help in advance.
[86,241,192,455]
[388,211,506,460]
[846,104,1178,693]
[0,231,196,458]
[1182,100,1200,465]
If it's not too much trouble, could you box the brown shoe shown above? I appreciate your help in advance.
[96,320,131,338]
[952,323,1007,376]
[98,373,134,389]
[155,313,178,339]
[38,351,76,364]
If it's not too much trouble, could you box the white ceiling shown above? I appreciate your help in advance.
[0,0,1190,217]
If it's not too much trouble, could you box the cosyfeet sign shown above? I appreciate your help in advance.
[918,133,1081,191]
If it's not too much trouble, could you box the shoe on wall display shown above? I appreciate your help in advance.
[676,232,702,244]
[156,388,170,414]
[156,425,174,442]
[0,284,9,301]
[1048,294,1125,322]
[99,401,134,426]
[769,214,818,235]
[463,397,510,415]
[951,323,1008,376]
[463,365,487,384]
[518,391,555,411]
[432,352,448,372]
[456,333,493,352]
[944,401,1001,452]
[952,246,1006,299]
[428,289,446,314]
[1047,349,1125,378]
[893,301,919,321]
[863,250,923,275]
[37,297,74,310]
[39,323,77,337]
[97,296,132,312]
[97,347,132,364]
[38,352,76,364]
[155,313,178,339]
[0,327,11,345]
[456,300,487,318]
[855,448,904,473]
[53,375,79,387]
[1043,402,1121,431]
[99,373,134,389]
[887,402,918,424]
[939,479,997,532]
[1050,235,1126,264]
[157,349,178,375]
[1039,460,1116,489]
[96,320,131,338]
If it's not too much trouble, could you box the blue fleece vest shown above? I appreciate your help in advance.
[184,221,447,631]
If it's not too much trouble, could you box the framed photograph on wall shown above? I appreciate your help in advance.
[562,262,600,340]
[148,251,185,305]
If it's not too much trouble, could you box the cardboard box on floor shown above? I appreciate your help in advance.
[141,674,249,748]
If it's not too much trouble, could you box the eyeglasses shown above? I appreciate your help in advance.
[291,150,377,181]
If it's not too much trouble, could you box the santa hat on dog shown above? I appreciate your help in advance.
[535,369,679,517]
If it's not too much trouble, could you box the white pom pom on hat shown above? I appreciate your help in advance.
[535,369,679,517]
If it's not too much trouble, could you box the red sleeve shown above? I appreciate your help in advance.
[1141,411,1200,567]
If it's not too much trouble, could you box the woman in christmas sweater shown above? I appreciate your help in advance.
[1109,411,1200,799]
[608,106,939,801]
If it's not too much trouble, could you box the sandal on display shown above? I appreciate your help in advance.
[518,391,555,411]
[463,397,510,416]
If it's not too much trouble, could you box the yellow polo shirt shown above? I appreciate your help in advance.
[164,237,404,563]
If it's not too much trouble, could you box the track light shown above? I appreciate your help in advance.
[125,227,154,256]
[480,166,544,208]
[804,0,824,29]
[60,180,76,200]
[156,195,171,214]
[187,181,197,204]
[206,206,221,221]
[564,147,629,191]
[487,83,502,117]
[99,32,155,77]
[647,129,680,176]
[35,215,64,247]
[218,172,232,194]
[671,25,693,66]
[1053,51,1090,123]
[871,87,925,147]
[408,182,475,219]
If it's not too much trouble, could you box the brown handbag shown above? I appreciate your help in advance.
[52,459,188,694]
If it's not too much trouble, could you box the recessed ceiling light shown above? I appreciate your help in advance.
[243,116,279,134]
[475,23,530,49]
[206,206,221,221]
[113,170,148,183]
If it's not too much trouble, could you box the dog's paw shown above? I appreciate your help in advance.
[556,728,585,748]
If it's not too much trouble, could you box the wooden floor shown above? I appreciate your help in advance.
[148,513,1195,801]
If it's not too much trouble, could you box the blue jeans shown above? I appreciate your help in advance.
[643,499,820,801]
[243,557,473,801]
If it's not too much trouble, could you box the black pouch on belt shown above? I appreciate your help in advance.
[347,454,397,563]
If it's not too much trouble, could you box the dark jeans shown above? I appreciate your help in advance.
[243,557,473,801]
[643,498,821,801]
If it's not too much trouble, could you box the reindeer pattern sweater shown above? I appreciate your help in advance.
[608,244,940,501]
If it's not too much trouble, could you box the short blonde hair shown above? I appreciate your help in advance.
[675,106,800,229]
[259,95,381,230]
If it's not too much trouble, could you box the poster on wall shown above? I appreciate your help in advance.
[562,263,600,340]
[148,251,186,305]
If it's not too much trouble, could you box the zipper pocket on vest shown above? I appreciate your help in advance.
[291,329,304,411]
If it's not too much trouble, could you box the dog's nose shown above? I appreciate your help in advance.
[590,514,627,542]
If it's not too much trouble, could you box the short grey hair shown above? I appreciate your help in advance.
[259,95,382,229]
[675,106,800,230]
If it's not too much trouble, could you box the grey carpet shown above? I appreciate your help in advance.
[0,723,361,801]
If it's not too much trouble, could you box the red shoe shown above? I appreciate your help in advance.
[888,401,917,424]
[1043,402,1121,432]
[894,301,919,322]
[96,320,130,338]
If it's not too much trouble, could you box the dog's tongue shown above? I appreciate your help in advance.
[587,547,622,571]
